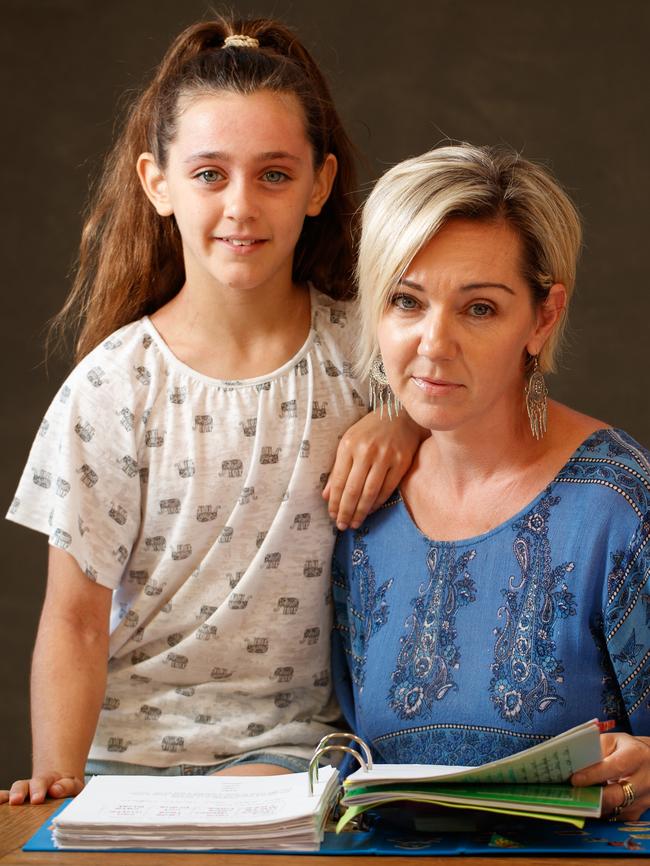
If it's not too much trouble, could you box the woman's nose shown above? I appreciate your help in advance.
[223,179,259,222]
[417,310,457,360]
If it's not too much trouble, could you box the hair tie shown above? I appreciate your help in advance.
[223,34,259,49]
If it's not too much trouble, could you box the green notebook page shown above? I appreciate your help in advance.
[343,782,601,810]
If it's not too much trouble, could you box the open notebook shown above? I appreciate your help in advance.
[335,718,605,830]
[46,718,604,851]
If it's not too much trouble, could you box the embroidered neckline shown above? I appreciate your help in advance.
[391,428,618,547]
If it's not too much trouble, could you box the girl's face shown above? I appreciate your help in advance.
[138,89,336,297]
[377,218,565,434]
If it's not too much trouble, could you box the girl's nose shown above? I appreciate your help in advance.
[417,310,457,361]
[223,179,259,222]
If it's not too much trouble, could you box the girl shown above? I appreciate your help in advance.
[3,15,421,804]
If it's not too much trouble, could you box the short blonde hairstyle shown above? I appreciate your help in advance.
[356,144,582,376]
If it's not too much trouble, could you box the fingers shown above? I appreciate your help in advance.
[601,779,649,821]
[369,465,405,511]
[6,780,33,805]
[324,448,352,528]
[570,734,650,821]
[3,775,83,805]
[326,442,412,530]
[339,463,391,530]
[0,779,29,805]
[46,776,84,800]
[329,460,377,530]
[572,734,645,787]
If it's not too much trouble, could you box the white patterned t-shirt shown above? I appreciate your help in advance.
[7,287,367,767]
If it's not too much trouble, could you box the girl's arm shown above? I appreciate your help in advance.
[1,547,112,805]
[323,410,428,530]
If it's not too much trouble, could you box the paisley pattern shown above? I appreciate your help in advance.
[332,428,650,767]
[332,527,393,689]
[389,546,477,720]
[490,495,576,726]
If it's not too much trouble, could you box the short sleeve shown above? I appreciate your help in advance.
[7,359,142,589]
[312,290,369,399]
[604,516,650,734]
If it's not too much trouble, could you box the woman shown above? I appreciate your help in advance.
[332,144,650,820]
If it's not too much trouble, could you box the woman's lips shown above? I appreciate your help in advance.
[412,376,463,395]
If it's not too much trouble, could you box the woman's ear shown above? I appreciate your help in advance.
[137,153,174,216]
[526,283,567,357]
[306,153,338,217]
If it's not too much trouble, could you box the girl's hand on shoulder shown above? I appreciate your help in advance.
[323,410,427,530]
[1,773,84,805]
[571,733,650,820]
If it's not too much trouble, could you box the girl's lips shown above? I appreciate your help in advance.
[216,237,267,253]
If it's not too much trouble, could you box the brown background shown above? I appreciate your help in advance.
[1,0,648,785]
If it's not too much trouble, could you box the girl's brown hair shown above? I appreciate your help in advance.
[52,15,358,361]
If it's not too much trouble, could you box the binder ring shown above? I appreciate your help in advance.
[308,734,373,795]
[316,733,373,768]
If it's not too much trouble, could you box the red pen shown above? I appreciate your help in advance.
[597,720,616,732]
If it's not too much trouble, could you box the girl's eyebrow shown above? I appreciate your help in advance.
[183,150,302,164]
[399,278,514,295]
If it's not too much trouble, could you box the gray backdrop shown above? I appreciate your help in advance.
[1,0,648,784]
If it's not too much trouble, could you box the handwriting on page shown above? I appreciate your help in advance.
[461,746,577,785]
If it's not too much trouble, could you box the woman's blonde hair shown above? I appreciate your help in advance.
[356,144,582,376]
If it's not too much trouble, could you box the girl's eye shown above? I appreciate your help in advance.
[468,302,494,318]
[196,169,223,184]
[262,170,288,184]
[390,293,419,311]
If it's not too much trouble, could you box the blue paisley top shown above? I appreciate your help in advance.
[332,428,650,765]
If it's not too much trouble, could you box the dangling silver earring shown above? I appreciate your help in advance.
[369,355,400,419]
[525,355,548,439]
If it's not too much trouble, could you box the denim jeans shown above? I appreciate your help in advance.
[85,751,310,782]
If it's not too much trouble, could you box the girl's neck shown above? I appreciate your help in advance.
[150,278,312,381]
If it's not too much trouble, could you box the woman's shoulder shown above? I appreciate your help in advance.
[551,403,648,472]
[571,426,650,482]
[554,407,650,519]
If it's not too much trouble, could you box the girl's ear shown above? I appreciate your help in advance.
[137,153,174,216]
[526,283,567,357]
[306,153,338,217]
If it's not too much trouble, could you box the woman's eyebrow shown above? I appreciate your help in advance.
[399,278,514,294]
[460,282,515,294]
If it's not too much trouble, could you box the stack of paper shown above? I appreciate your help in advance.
[339,719,604,829]
[51,767,340,851]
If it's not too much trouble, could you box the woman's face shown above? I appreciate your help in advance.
[377,218,561,434]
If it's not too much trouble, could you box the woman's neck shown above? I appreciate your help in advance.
[421,399,545,493]
[401,401,605,541]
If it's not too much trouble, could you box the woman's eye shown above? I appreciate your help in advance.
[468,302,494,318]
[391,293,419,311]
[262,170,288,183]
[196,169,223,184]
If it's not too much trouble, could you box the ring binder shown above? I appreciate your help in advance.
[308,732,373,794]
